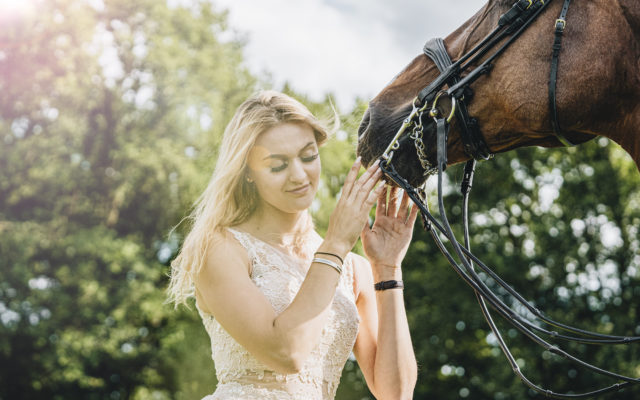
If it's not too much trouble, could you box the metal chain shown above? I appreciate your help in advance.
[409,108,437,176]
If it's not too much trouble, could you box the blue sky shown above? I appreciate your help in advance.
[214,0,486,109]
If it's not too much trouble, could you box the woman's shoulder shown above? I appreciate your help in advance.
[203,227,252,274]
[195,227,253,314]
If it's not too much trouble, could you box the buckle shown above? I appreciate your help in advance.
[555,18,566,31]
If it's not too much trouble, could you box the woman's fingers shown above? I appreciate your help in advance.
[408,200,419,225]
[375,184,388,218]
[348,159,381,202]
[358,167,382,201]
[342,156,362,199]
[357,160,381,185]
[397,190,410,221]
[385,186,400,218]
[365,182,386,210]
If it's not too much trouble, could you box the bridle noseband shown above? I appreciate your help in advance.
[379,0,640,398]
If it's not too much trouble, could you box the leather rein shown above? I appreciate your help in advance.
[378,0,640,398]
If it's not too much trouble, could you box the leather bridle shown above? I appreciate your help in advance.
[378,0,640,397]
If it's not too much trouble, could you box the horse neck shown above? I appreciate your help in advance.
[442,0,640,172]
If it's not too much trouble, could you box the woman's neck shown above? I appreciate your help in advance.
[241,206,311,246]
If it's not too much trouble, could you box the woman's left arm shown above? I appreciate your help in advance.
[352,186,418,400]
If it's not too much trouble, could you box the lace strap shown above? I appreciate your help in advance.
[226,228,259,264]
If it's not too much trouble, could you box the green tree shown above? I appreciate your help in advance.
[404,139,640,399]
[0,0,255,398]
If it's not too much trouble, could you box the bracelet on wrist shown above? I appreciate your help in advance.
[314,251,344,264]
[312,257,343,275]
[374,280,404,291]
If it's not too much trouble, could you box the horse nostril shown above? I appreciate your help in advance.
[358,109,371,139]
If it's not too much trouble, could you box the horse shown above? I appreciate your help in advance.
[355,1,640,397]
[356,0,640,188]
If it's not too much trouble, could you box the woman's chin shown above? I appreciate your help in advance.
[287,193,316,213]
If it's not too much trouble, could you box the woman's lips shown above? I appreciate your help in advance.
[287,184,310,195]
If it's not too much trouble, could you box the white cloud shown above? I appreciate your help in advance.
[214,0,485,110]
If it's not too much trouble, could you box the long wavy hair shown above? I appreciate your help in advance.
[167,91,330,307]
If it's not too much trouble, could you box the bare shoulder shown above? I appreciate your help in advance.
[203,228,251,275]
[195,228,251,312]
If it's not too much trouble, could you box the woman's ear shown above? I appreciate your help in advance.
[244,170,254,183]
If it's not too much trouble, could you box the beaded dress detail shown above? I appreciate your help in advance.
[198,228,360,400]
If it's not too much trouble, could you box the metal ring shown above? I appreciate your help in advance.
[430,90,456,123]
[429,90,447,118]
[446,97,457,123]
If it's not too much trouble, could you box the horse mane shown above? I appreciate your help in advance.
[451,0,511,57]
[490,0,516,7]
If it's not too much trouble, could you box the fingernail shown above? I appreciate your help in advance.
[355,156,361,163]
[373,159,380,167]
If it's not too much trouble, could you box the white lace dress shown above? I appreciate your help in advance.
[197,228,360,400]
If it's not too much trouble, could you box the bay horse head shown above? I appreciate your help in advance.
[357,0,640,187]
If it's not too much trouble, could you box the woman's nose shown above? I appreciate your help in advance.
[288,158,307,182]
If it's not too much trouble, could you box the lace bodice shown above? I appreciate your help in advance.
[198,228,360,400]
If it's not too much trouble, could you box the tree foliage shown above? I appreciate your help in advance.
[404,140,640,400]
[1,0,254,398]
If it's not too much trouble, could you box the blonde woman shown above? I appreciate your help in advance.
[168,91,417,400]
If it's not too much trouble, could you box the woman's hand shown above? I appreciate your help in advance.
[361,186,418,281]
[324,157,385,257]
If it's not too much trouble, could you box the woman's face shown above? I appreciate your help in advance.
[246,122,321,214]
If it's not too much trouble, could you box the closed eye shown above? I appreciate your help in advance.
[270,163,287,173]
[270,154,318,173]
[301,153,319,163]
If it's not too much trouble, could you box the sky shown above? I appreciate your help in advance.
[213,0,486,110]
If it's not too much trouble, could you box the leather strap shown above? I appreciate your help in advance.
[548,0,574,146]
[423,38,492,160]
[423,38,453,72]
[374,280,404,291]
[499,0,534,27]
[436,117,449,171]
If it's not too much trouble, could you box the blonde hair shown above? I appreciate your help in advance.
[167,90,329,307]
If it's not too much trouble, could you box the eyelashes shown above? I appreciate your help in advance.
[270,153,319,173]
[301,153,319,163]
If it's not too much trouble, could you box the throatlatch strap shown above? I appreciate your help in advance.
[548,0,574,146]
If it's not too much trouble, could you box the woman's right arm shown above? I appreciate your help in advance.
[196,158,384,374]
